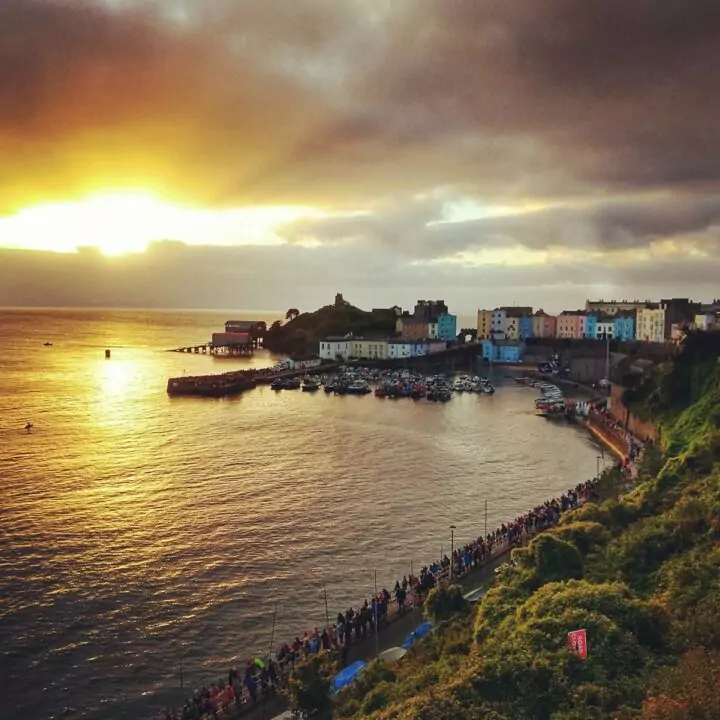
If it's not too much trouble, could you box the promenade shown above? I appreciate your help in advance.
[162,411,645,720]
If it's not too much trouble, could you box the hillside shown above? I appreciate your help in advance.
[291,331,720,719]
[264,304,398,356]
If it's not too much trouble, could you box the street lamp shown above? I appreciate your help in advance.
[449,525,456,581]
[596,455,604,477]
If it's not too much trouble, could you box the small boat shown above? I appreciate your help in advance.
[285,378,301,390]
[43,342,53,347]
[302,377,321,391]
[323,383,335,393]
[346,380,371,395]
[25,421,33,431]
[375,385,388,398]
[270,379,285,390]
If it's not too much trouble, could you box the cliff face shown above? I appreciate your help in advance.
[331,331,720,720]
[609,383,659,442]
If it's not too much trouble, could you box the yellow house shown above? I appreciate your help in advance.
[637,306,666,343]
[350,339,388,359]
[476,309,493,339]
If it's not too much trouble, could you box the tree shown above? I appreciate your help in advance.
[425,583,470,623]
[287,654,335,719]
[286,308,300,321]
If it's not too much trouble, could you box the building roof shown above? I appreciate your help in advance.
[225,320,264,330]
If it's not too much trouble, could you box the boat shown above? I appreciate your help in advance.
[285,378,301,390]
[271,378,285,390]
[302,377,321,391]
[43,342,53,347]
[375,385,388,398]
[346,380,371,395]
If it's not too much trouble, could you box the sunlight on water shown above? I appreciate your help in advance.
[0,309,602,720]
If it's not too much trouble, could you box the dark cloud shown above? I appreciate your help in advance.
[280,192,720,259]
[2,242,719,317]
[3,0,720,212]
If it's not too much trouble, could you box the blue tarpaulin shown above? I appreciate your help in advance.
[332,660,367,692]
[401,621,433,649]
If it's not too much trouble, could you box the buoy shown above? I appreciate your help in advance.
[105,349,111,359]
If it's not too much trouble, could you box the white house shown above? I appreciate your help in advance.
[595,321,614,339]
[280,357,322,371]
[319,337,350,360]
[388,341,412,359]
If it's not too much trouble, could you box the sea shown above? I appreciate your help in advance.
[0,309,603,720]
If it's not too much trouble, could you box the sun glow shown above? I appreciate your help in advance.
[0,192,315,256]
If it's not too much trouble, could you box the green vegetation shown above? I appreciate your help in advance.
[289,331,720,719]
[265,301,398,356]
[424,583,471,624]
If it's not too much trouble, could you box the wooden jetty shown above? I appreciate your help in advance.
[170,332,254,357]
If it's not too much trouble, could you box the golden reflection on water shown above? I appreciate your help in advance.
[98,357,137,397]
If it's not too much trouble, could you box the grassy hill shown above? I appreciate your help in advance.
[291,331,720,719]
[264,304,398,357]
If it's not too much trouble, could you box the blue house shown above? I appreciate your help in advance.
[481,339,525,364]
[518,315,534,340]
[436,313,458,341]
[585,313,598,340]
[613,315,635,341]
[410,340,428,357]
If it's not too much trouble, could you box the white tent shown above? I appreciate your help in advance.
[378,646,408,662]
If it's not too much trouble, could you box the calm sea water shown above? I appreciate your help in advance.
[0,309,602,719]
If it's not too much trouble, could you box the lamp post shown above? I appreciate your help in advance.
[449,525,456,581]
[596,455,602,478]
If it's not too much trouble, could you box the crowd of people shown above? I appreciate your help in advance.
[161,442,644,720]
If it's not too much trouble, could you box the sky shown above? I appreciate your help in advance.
[1,0,720,314]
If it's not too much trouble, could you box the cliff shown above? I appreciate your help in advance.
[299,331,720,719]
[263,304,398,357]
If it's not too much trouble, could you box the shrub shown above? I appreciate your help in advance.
[515,534,584,584]
[287,654,335,719]
[549,521,609,556]
[424,583,470,624]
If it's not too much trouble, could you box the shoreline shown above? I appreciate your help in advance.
[164,410,634,720]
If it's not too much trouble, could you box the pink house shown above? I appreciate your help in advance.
[557,311,586,339]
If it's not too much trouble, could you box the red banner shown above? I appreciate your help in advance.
[567,629,588,659]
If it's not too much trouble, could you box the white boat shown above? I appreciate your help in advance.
[346,380,371,395]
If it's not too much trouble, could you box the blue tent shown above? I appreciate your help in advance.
[401,621,433,649]
[332,660,367,692]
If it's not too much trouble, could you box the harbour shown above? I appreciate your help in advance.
[0,309,607,720]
